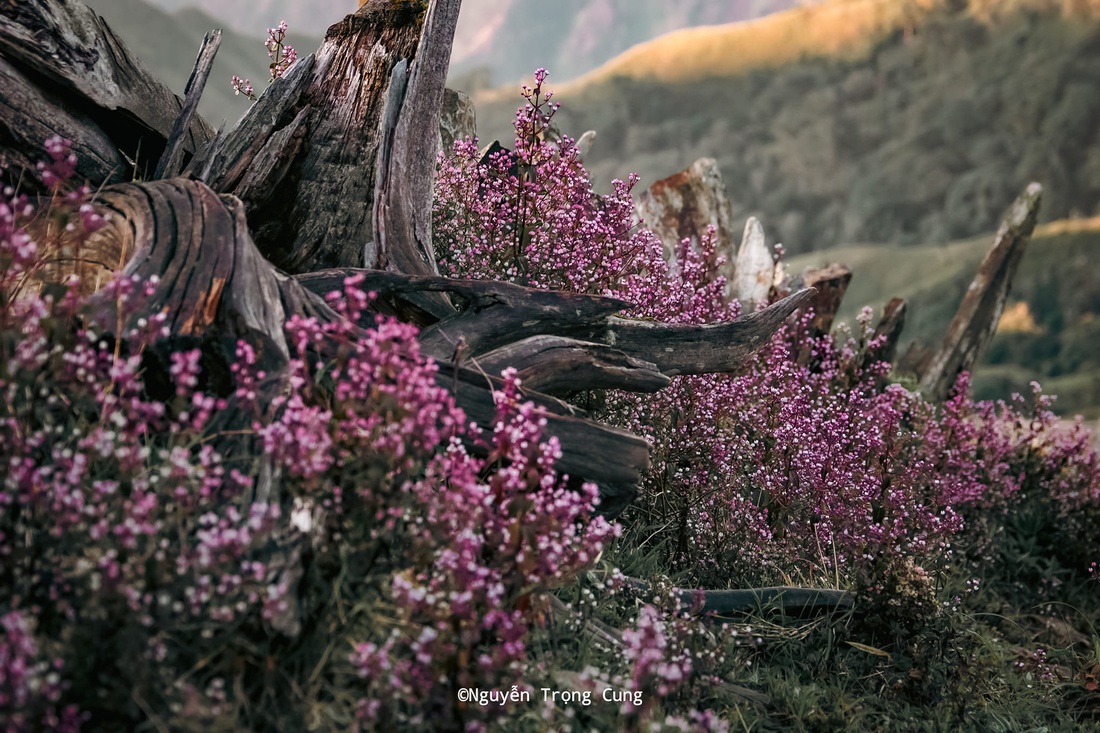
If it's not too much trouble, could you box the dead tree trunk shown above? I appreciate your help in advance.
[0,7,816,650]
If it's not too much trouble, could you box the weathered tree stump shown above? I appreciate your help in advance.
[636,157,737,290]
[919,183,1043,401]
[1,0,815,515]
[0,0,214,190]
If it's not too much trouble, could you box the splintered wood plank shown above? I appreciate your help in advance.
[920,183,1042,401]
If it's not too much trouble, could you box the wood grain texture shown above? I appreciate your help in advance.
[592,289,816,377]
[920,183,1042,401]
[0,0,213,187]
[190,3,429,276]
[474,335,671,395]
[154,29,221,180]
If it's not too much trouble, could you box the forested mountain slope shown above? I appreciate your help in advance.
[137,0,802,86]
[473,0,1100,253]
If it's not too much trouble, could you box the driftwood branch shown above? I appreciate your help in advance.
[296,268,814,379]
[593,289,815,377]
[474,336,672,395]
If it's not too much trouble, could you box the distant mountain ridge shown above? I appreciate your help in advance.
[467,0,1100,255]
[137,0,804,86]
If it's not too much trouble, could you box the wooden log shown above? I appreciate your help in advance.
[154,29,222,180]
[862,297,907,374]
[800,263,853,338]
[0,0,213,189]
[295,269,631,353]
[897,341,935,380]
[473,335,672,395]
[296,269,815,379]
[440,364,650,517]
[733,216,775,311]
[920,183,1042,401]
[635,157,736,294]
[590,289,816,377]
[0,55,128,189]
[76,180,655,516]
[2,0,812,523]
[85,180,340,378]
[187,56,317,199]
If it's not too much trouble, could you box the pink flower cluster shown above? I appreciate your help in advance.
[265,20,297,80]
[3,139,621,728]
[231,19,297,102]
[622,604,693,705]
[0,612,84,733]
[434,73,1100,597]
[435,69,669,305]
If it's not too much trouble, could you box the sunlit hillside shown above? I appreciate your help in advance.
[557,0,1099,94]
[788,217,1100,416]
[469,0,1100,256]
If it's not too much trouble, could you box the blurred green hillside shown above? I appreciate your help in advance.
[477,0,1100,255]
[788,217,1100,418]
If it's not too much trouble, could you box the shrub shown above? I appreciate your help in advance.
[434,73,1100,598]
[1,140,615,731]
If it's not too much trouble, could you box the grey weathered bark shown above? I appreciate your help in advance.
[592,289,815,377]
[373,0,462,279]
[473,336,673,395]
[0,0,213,189]
[154,29,222,180]
[187,1,431,276]
[919,183,1042,401]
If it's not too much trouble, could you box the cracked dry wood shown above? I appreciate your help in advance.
[78,179,652,516]
[295,268,816,379]
[0,0,213,190]
[920,183,1042,401]
[188,1,430,276]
